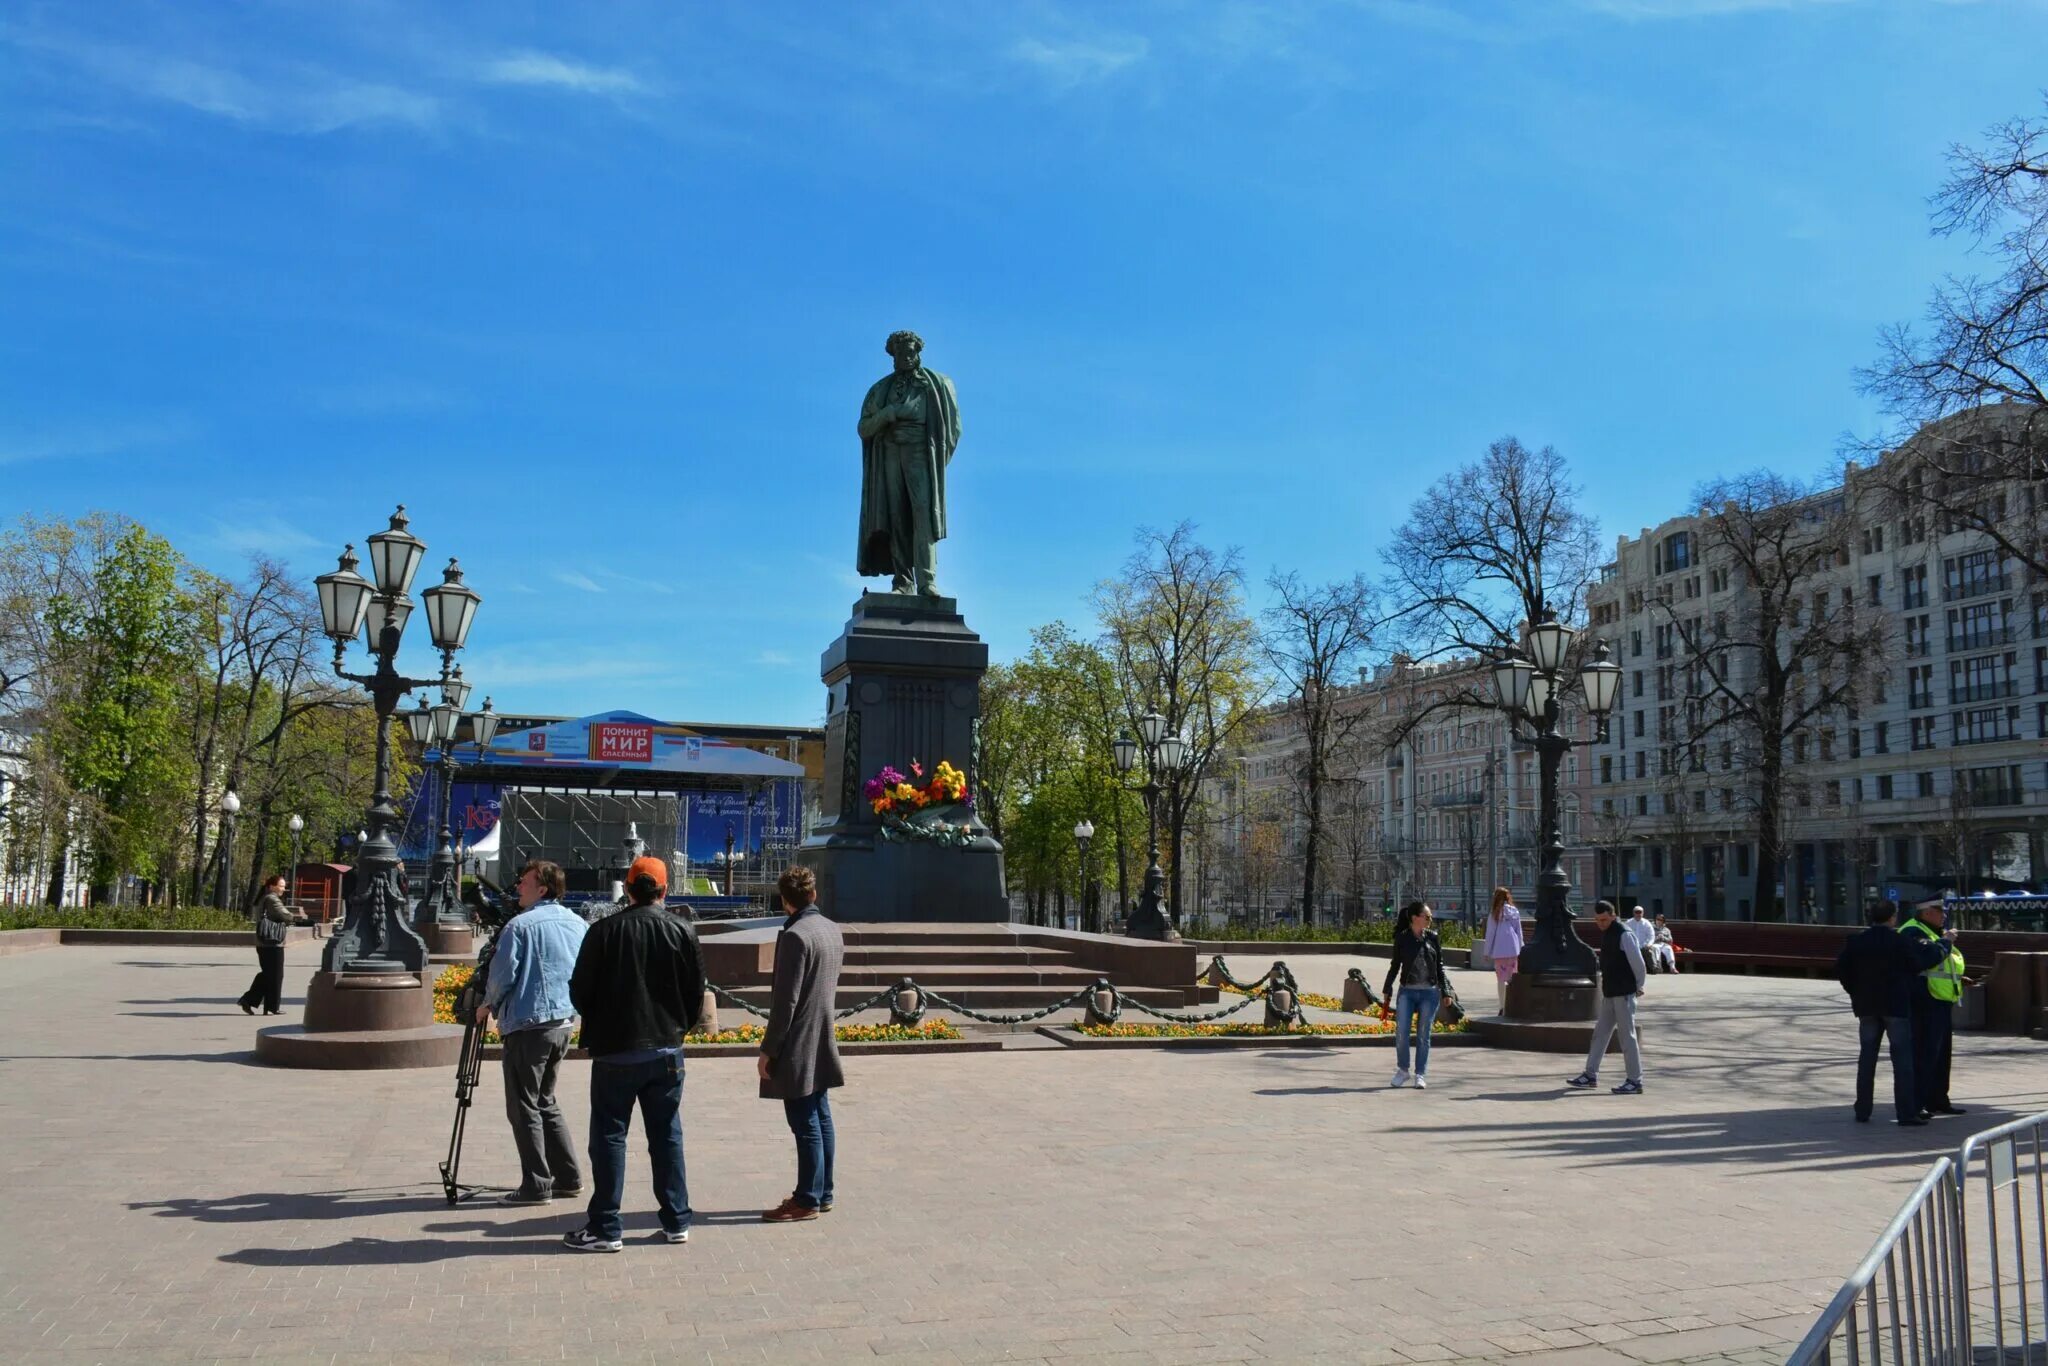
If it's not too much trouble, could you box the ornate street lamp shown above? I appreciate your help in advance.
[1112,711,1189,941]
[286,813,305,911]
[410,694,497,933]
[1487,610,1622,997]
[214,788,242,911]
[313,506,480,976]
[1073,818,1096,934]
[724,821,737,897]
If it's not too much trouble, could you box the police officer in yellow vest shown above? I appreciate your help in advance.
[1900,902,1969,1119]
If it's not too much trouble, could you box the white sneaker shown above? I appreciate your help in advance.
[1390,1069,1410,1088]
[1412,1075,1428,1090]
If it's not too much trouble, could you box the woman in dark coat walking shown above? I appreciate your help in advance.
[756,865,845,1222]
[239,874,294,1016]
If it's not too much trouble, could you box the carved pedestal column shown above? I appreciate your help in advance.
[797,593,1007,922]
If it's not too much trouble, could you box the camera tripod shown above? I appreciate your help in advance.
[439,1009,493,1205]
[438,874,509,1206]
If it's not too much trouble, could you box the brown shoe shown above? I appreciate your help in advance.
[760,1199,819,1223]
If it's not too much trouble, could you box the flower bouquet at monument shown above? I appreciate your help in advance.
[863,759,979,847]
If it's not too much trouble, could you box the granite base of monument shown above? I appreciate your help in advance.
[797,592,1008,923]
[255,970,462,1070]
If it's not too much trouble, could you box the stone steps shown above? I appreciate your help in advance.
[700,921,1208,1012]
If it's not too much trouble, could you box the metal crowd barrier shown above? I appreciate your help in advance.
[1789,1110,2048,1365]
[1957,1114,2048,1363]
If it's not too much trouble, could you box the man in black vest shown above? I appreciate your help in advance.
[1566,901,1646,1095]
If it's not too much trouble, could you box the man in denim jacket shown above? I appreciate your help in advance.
[481,858,589,1204]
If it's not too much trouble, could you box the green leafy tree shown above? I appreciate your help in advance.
[45,524,200,902]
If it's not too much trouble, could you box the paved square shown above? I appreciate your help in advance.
[1,942,2043,1364]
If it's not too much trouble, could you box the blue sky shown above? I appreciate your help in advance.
[3,0,2043,728]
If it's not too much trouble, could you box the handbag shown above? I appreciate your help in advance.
[256,913,288,946]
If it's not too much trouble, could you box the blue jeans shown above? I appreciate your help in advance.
[586,1052,690,1240]
[783,1090,836,1210]
[1395,986,1441,1076]
[1856,1014,1917,1122]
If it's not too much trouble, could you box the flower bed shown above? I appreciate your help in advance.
[431,965,961,1044]
[1078,1019,1464,1039]
[1214,981,1348,1012]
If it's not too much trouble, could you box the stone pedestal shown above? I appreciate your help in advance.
[1504,972,1599,1023]
[255,970,463,1070]
[797,593,1007,922]
[419,922,475,957]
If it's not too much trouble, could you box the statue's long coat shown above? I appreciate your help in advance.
[857,366,961,579]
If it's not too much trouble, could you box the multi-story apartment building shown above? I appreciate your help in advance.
[1210,657,1595,928]
[1584,406,2047,922]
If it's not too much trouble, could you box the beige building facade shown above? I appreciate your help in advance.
[1583,409,2047,922]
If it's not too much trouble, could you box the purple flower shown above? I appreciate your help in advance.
[862,777,885,800]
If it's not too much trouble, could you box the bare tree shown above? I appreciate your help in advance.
[1929,769,1988,897]
[1858,97,2047,576]
[1385,436,1602,659]
[1663,473,1891,920]
[1095,522,1266,930]
[1261,571,1381,925]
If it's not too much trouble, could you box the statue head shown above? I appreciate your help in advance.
[885,329,924,373]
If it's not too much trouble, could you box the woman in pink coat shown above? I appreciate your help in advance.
[1481,886,1523,1015]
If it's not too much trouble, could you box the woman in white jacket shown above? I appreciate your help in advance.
[1481,886,1523,1014]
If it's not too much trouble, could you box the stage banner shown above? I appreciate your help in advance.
[396,777,502,864]
[679,780,802,863]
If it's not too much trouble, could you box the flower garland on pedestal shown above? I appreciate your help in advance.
[863,760,978,848]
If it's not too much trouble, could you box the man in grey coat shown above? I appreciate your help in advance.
[757,865,845,1222]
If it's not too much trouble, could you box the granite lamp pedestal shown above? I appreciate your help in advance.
[798,593,1007,922]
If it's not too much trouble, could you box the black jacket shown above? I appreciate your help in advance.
[569,903,705,1057]
[1381,928,1450,999]
[1835,923,1944,1019]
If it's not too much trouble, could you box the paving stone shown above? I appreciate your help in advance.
[0,945,2039,1361]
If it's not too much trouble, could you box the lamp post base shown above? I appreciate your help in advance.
[1502,973,1599,1023]
[256,970,462,1069]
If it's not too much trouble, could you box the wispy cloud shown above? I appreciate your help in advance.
[1575,0,1850,17]
[1011,34,1148,86]
[457,648,673,688]
[753,650,796,667]
[478,51,644,96]
[311,379,462,418]
[209,515,322,556]
[0,416,195,465]
[8,30,439,133]
[553,571,604,593]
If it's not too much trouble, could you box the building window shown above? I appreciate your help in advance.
[1901,564,1929,610]
[1917,771,1936,798]
[1944,550,2008,602]
[1825,780,1842,806]
[1901,515,1926,546]
[1877,774,1893,799]
[1632,670,1643,698]
[1659,532,1692,573]
[1949,652,2016,705]
[1910,716,1937,750]
[1710,566,1730,593]
[1948,600,2012,652]
[1633,711,1645,738]
[1874,721,1889,753]
[1849,727,1862,758]
[1735,844,1751,876]
[1909,664,1935,710]
[1601,755,1613,783]
[1905,614,1932,657]
[1867,574,1883,606]
[1952,706,2021,745]
[1861,526,1886,555]
[1634,750,1647,779]
[1635,793,1648,816]
[1631,630,1642,658]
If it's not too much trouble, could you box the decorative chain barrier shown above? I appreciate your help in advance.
[707,958,1321,1033]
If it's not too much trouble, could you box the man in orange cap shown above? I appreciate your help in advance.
[565,854,705,1252]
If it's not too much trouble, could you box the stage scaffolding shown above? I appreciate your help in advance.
[496,789,679,894]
